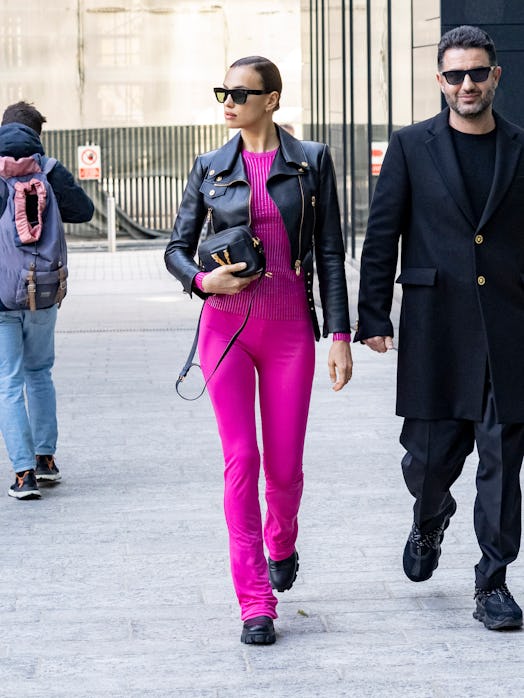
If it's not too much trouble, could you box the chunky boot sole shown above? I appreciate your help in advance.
[241,616,276,645]
[241,627,276,644]
[473,607,523,631]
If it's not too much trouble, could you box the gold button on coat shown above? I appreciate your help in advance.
[475,234,484,244]
[478,275,486,285]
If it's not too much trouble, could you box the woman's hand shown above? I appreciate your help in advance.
[201,263,260,295]
[328,341,353,391]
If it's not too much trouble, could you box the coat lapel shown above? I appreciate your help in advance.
[425,109,477,228]
[478,113,522,230]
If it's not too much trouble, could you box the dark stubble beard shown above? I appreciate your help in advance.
[445,84,496,119]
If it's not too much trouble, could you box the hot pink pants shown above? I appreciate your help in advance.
[199,304,315,620]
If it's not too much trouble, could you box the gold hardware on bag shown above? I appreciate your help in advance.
[211,249,232,266]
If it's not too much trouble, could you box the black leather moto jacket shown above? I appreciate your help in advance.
[165,125,350,339]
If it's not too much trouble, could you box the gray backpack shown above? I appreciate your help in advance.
[0,154,67,311]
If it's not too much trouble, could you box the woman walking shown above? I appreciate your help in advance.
[165,56,352,644]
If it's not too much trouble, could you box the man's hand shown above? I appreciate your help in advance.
[201,263,260,295]
[328,341,353,391]
[363,336,395,353]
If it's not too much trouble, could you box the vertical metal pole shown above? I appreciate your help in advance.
[107,195,116,253]
[366,0,373,208]
[387,0,393,139]
[349,0,356,258]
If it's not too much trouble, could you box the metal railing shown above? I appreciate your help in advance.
[43,124,229,239]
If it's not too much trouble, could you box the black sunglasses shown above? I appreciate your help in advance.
[440,66,495,86]
[213,87,271,105]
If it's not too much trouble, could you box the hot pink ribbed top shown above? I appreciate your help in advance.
[195,147,351,341]
[205,148,310,321]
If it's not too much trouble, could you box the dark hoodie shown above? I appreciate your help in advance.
[0,122,94,223]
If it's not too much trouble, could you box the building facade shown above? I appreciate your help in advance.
[1,1,522,242]
[0,0,302,130]
[302,0,524,255]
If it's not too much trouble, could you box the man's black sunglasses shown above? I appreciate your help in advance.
[440,66,495,86]
[213,87,271,105]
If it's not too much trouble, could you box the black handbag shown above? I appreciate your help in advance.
[198,220,265,278]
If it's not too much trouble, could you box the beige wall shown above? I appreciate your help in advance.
[0,0,301,130]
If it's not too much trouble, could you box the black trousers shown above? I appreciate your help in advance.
[400,382,524,590]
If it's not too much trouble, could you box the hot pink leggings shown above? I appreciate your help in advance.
[198,304,315,621]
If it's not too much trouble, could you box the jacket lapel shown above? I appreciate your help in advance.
[270,126,310,177]
[477,113,522,230]
[425,109,477,228]
[207,131,245,179]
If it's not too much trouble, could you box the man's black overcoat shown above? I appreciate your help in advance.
[355,108,524,423]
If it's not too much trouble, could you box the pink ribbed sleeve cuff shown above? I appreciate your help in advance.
[333,332,351,343]
[194,271,207,292]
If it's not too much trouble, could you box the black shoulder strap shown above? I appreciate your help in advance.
[176,272,265,401]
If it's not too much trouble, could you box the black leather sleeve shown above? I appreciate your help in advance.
[164,156,209,300]
[311,144,351,337]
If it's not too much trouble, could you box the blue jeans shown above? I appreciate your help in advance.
[0,306,58,473]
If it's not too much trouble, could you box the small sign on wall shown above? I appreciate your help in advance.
[78,145,101,180]
[371,141,389,176]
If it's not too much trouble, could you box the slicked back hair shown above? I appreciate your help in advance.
[437,25,497,69]
[229,56,282,111]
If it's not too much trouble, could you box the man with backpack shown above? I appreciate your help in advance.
[0,101,94,499]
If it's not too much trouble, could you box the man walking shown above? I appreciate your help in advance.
[0,101,94,499]
[355,25,524,630]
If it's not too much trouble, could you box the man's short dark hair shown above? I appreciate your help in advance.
[438,25,497,69]
[1,101,47,135]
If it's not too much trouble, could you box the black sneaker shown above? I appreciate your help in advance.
[8,469,41,499]
[241,616,276,645]
[403,499,456,582]
[268,550,299,592]
[35,455,61,483]
[473,584,523,630]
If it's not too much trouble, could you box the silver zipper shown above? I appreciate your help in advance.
[295,176,305,275]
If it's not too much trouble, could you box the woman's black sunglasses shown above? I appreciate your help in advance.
[213,87,271,105]
[440,66,495,86]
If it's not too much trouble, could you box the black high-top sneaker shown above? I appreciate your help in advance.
[8,470,41,499]
[473,584,523,630]
[35,455,61,483]
[403,499,456,582]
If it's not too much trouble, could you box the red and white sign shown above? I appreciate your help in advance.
[371,141,388,176]
[78,145,101,180]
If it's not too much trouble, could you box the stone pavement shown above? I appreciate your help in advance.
[0,245,522,698]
